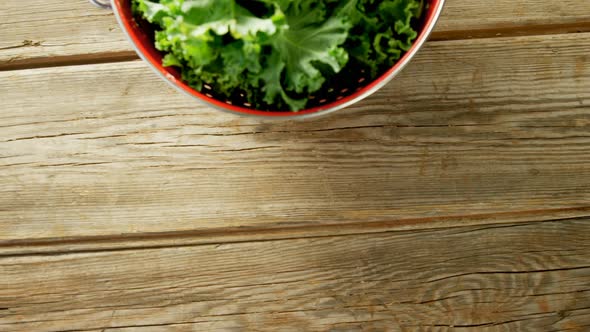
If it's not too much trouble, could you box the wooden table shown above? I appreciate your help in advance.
[2,0,590,330]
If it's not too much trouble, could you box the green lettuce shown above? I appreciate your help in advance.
[133,0,424,111]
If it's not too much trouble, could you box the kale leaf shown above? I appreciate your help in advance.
[133,0,423,111]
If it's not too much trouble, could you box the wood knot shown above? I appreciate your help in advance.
[23,40,42,47]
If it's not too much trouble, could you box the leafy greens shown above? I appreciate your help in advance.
[132,0,424,111]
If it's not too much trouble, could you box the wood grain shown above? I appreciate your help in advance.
[1,0,590,69]
[0,0,135,70]
[1,32,589,248]
[435,0,590,40]
[1,219,589,331]
[3,3,589,330]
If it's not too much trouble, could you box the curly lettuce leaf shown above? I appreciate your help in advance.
[335,0,424,76]
[263,1,349,107]
[132,0,424,111]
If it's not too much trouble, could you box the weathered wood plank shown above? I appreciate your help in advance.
[1,219,589,331]
[2,208,589,257]
[1,0,590,69]
[435,0,590,40]
[0,0,135,70]
[1,32,589,246]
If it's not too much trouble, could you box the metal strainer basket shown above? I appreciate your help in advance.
[91,0,445,119]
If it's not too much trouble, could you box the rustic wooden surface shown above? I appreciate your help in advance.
[1,0,590,331]
[2,0,590,69]
[2,220,590,331]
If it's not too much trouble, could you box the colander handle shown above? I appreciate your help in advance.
[89,0,112,9]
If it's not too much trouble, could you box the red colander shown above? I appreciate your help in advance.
[91,0,446,118]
